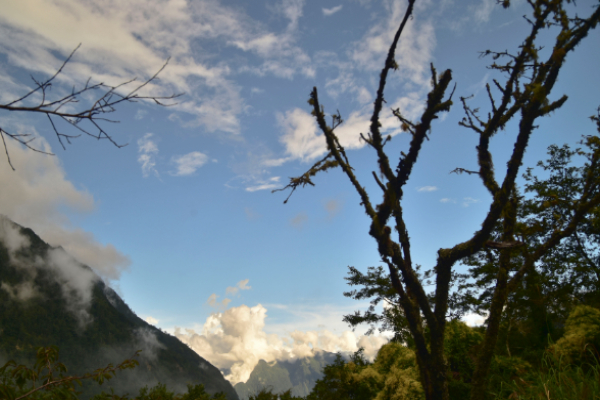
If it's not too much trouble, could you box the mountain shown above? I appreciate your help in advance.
[0,215,239,400]
[234,352,338,399]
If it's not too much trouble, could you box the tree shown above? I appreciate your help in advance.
[457,133,600,366]
[275,1,600,399]
[0,45,181,170]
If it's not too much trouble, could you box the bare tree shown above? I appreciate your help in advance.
[275,1,600,399]
[0,44,182,170]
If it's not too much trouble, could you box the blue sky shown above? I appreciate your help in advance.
[0,0,599,384]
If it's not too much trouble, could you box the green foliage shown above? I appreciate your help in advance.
[306,345,423,400]
[247,387,304,400]
[550,305,600,365]
[493,351,600,400]
[443,321,483,400]
[306,351,375,400]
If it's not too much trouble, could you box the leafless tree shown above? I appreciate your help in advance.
[0,44,182,170]
[275,1,600,399]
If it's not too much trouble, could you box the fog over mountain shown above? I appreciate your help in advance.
[0,215,239,400]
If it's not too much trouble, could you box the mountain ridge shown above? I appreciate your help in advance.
[233,351,338,399]
[0,215,239,400]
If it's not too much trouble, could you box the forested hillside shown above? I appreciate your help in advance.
[0,215,239,400]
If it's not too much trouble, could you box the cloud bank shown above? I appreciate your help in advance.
[174,303,388,384]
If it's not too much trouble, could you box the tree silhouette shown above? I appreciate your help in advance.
[276,1,600,399]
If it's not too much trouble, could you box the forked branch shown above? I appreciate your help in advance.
[0,45,183,170]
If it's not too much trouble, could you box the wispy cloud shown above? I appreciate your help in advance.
[226,279,252,296]
[0,0,316,137]
[245,176,281,192]
[440,198,456,204]
[322,5,343,16]
[324,199,341,219]
[290,212,308,229]
[350,0,436,89]
[463,197,480,207]
[417,186,438,192]
[171,151,209,176]
[137,133,159,178]
[206,293,232,310]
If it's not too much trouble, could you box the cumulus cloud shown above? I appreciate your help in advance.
[0,130,130,282]
[174,304,389,384]
[171,151,209,176]
[322,5,343,16]
[146,316,159,325]
[138,133,159,178]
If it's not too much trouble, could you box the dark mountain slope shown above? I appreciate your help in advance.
[0,215,238,400]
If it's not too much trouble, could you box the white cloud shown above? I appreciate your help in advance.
[463,312,487,327]
[463,197,480,207]
[174,303,389,384]
[473,0,495,23]
[275,0,306,30]
[137,133,159,178]
[350,0,436,89]
[322,5,343,16]
[0,0,315,137]
[417,186,438,192]
[276,95,420,164]
[440,198,456,203]
[0,129,130,282]
[146,316,160,325]
[245,176,281,192]
[135,109,148,120]
[171,151,209,176]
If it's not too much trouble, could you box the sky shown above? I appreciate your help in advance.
[0,0,599,385]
